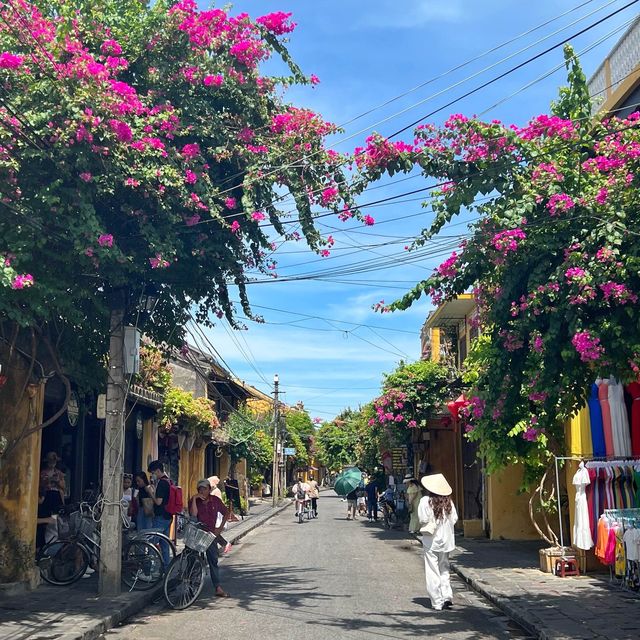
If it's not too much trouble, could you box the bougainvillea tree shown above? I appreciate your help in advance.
[0,0,359,379]
[368,359,451,446]
[364,48,640,482]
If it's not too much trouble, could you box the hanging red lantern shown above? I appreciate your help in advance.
[446,394,468,419]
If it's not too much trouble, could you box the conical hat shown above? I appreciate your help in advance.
[420,473,452,496]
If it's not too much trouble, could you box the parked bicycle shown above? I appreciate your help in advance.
[163,520,213,609]
[38,506,164,590]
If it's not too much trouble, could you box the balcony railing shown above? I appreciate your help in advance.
[588,15,640,114]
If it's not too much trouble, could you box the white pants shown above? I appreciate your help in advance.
[423,546,453,609]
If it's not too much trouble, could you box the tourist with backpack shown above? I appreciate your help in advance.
[148,460,182,565]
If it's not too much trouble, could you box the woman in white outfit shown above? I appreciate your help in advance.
[418,473,458,611]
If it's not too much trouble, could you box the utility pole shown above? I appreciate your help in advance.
[271,373,279,508]
[99,298,125,595]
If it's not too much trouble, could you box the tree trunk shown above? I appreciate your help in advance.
[0,344,45,586]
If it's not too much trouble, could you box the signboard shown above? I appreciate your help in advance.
[284,447,296,456]
[96,394,106,420]
[391,446,408,470]
[67,391,80,427]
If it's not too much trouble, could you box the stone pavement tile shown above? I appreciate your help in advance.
[451,539,640,640]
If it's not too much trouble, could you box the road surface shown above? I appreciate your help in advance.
[104,493,531,640]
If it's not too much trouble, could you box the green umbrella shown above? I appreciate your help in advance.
[343,467,363,478]
[334,472,361,496]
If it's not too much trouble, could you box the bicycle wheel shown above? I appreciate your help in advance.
[137,531,177,562]
[39,540,90,586]
[122,540,164,591]
[163,551,206,610]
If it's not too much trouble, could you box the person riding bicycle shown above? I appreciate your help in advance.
[292,477,310,518]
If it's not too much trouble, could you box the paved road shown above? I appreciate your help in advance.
[104,494,532,640]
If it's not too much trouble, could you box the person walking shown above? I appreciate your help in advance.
[404,473,423,534]
[346,487,358,520]
[418,473,458,611]
[134,472,155,532]
[365,476,379,522]
[307,474,319,517]
[147,460,173,565]
[190,479,230,597]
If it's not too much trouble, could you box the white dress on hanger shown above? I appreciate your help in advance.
[609,377,632,456]
[572,462,594,550]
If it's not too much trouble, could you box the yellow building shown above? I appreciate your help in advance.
[421,295,540,540]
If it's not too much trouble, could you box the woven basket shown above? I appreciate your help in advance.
[183,522,215,553]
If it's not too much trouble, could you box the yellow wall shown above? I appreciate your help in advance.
[430,328,441,362]
[0,353,45,585]
[178,446,206,501]
[487,465,539,540]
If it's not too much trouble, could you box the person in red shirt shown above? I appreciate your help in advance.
[190,479,230,597]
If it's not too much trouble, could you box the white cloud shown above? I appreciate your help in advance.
[360,1,466,29]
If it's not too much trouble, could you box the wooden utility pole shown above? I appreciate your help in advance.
[271,374,279,508]
[99,302,125,595]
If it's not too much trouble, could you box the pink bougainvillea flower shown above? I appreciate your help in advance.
[79,172,92,182]
[97,233,113,248]
[572,330,604,362]
[256,12,296,35]
[108,119,133,142]
[181,143,200,159]
[319,249,331,257]
[230,220,240,233]
[149,254,170,269]
[309,74,320,85]
[184,169,197,184]
[11,274,34,289]
[185,215,201,227]
[251,211,266,221]
[0,52,24,69]
[203,74,223,87]
[100,39,122,55]
[363,215,375,226]
[224,197,236,209]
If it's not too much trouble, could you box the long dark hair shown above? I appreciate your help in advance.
[135,472,150,486]
[429,494,453,521]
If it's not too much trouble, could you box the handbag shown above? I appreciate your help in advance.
[420,521,437,535]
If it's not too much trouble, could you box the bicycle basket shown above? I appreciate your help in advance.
[56,514,72,539]
[69,510,98,537]
[183,522,215,552]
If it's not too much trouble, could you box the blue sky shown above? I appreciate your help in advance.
[192,0,638,420]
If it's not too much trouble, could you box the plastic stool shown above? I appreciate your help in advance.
[555,556,580,577]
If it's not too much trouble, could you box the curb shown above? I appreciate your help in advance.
[450,560,545,640]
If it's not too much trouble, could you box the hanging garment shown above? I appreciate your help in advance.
[626,381,640,457]
[615,528,626,577]
[579,406,592,457]
[595,516,609,561]
[604,525,618,565]
[572,462,594,549]
[586,467,597,542]
[588,383,606,457]
[634,469,640,509]
[598,379,615,456]
[609,378,632,457]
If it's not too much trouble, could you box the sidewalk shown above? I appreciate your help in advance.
[0,499,291,640]
[450,538,640,640]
